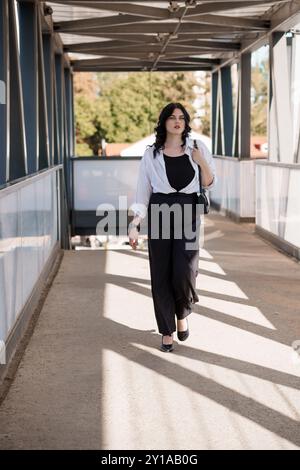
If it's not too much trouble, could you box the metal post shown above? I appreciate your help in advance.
[55,53,64,164]
[221,66,233,156]
[0,0,9,185]
[43,33,54,166]
[8,0,27,180]
[19,0,38,174]
[211,71,218,156]
[238,53,251,159]
[37,10,50,170]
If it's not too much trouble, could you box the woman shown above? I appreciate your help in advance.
[128,102,217,352]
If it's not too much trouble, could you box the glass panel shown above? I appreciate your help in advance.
[0,169,60,342]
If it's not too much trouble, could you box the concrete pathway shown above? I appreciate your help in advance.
[0,210,300,450]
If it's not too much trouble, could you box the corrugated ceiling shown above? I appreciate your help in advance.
[44,1,295,71]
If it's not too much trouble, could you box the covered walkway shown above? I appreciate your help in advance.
[1,0,300,451]
[0,211,299,450]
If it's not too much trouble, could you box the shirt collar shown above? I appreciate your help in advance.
[156,137,194,158]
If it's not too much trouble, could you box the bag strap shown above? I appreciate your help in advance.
[193,139,203,194]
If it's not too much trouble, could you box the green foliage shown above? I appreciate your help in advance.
[75,96,97,140]
[74,71,198,155]
[75,142,93,157]
[251,60,268,135]
[195,71,211,136]
[74,59,269,157]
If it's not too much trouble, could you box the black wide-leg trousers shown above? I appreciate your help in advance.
[147,192,200,336]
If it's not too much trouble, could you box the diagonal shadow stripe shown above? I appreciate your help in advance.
[101,318,300,448]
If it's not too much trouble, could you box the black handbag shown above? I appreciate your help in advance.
[193,139,210,214]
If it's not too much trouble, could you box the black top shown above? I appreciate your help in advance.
[163,153,196,191]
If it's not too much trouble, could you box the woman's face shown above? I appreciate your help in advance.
[165,108,186,136]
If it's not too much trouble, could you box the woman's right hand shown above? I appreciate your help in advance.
[128,227,139,250]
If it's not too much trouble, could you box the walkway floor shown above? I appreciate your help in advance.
[0,210,300,450]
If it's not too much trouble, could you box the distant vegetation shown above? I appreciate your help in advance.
[74,58,268,156]
[74,71,198,156]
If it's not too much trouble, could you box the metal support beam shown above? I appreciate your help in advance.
[221,66,233,156]
[215,70,223,156]
[72,65,212,72]
[232,65,239,158]
[213,0,300,72]
[53,58,60,165]
[211,71,218,156]
[64,68,72,160]
[58,23,253,35]
[65,39,240,54]
[43,33,54,166]
[19,0,38,174]
[269,31,293,163]
[55,54,64,164]
[8,0,27,180]
[70,72,75,212]
[37,10,50,170]
[0,0,9,185]
[64,67,72,208]
[214,66,234,156]
[47,0,286,19]
[71,73,75,159]
[238,53,251,158]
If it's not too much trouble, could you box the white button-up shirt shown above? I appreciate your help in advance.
[130,137,217,219]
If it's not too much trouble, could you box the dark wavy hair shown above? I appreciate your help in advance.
[149,102,192,158]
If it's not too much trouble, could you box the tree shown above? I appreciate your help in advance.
[74,70,199,155]
[251,59,268,135]
[97,71,198,143]
[193,71,211,135]
[73,73,99,156]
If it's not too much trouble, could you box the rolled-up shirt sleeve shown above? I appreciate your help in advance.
[130,150,152,219]
[198,140,218,190]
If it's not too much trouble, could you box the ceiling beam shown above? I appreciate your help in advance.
[70,51,230,66]
[65,40,240,54]
[56,23,258,35]
[73,66,213,72]
[43,0,289,18]
[155,57,221,65]
[70,52,233,62]
[38,0,287,3]
[55,14,159,33]
[172,40,240,50]
[213,0,300,71]
[71,57,220,66]
[69,46,225,54]
[175,0,289,18]
[54,11,270,33]
[65,32,247,42]
[42,0,170,1]
[64,39,240,53]
[44,1,168,19]
[65,40,143,52]
[35,0,293,73]
[188,14,269,29]
[65,35,159,44]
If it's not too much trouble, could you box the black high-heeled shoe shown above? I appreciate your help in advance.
[177,318,189,342]
[160,336,174,352]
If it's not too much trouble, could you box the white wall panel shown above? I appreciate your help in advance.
[256,161,300,249]
[0,169,59,343]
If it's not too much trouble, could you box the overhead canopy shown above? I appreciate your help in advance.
[43,1,300,72]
